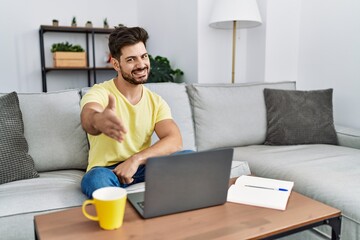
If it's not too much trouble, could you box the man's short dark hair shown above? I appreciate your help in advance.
[108,26,149,60]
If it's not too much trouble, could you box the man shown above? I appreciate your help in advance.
[80,26,183,198]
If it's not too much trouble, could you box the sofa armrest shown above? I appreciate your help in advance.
[336,125,360,150]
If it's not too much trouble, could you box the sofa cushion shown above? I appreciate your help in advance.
[144,83,196,151]
[264,88,338,145]
[0,170,86,217]
[335,125,360,150]
[0,92,39,184]
[233,144,360,240]
[17,90,89,172]
[186,82,296,151]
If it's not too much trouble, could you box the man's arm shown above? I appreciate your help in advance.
[81,94,127,142]
[133,118,183,164]
[112,118,183,184]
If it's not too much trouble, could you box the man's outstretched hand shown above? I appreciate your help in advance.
[93,94,127,142]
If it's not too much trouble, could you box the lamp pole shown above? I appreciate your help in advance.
[232,20,237,84]
[209,0,262,84]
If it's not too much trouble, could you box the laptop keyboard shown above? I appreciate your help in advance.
[137,201,145,210]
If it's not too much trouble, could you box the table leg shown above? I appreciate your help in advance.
[261,215,342,240]
[327,216,342,240]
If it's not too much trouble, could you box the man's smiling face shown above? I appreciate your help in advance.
[118,42,150,85]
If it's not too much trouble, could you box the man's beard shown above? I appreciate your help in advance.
[120,66,149,85]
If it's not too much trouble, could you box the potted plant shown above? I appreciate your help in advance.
[71,17,77,27]
[148,55,184,83]
[51,42,86,67]
[52,19,59,27]
[51,42,84,52]
[103,18,109,28]
[85,21,92,28]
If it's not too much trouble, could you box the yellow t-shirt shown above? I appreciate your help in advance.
[80,79,172,171]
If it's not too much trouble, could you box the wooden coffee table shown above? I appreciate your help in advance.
[34,189,341,240]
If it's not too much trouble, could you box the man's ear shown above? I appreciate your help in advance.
[111,58,120,71]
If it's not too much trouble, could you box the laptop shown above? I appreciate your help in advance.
[127,148,234,218]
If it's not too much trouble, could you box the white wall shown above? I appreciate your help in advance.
[296,0,360,129]
[1,0,359,129]
[263,0,301,83]
[138,0,198,83]
[198,0,232,84]
[198,0,266,84]
[244,0,267,83]
[0,0,138,92]
[254,0,360,129]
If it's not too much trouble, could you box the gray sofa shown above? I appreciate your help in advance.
[1,81,359,240]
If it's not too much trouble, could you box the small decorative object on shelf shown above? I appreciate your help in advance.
[39,25,115,92]
[85,21,92,28]
[71,16,77,27]
[52,19,59,27]
[103,18,109,28]
[104,52,112,67]
[51,42,86,67]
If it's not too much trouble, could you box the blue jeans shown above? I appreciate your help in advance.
[81,150,194,198]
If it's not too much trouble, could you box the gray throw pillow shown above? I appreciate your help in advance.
[263,88,338,145]
[0,92,39,184]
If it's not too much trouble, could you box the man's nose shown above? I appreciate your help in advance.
[135,59,147,69]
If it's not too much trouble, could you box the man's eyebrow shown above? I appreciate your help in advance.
[124,53,148,60]
[125,56,135,60]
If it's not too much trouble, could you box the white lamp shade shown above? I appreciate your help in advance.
[209,0,262,29]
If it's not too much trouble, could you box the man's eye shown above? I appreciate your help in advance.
[126,58,134,62]
[143,54,148,59]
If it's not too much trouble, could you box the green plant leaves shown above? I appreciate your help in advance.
[51,42,85,52]
[148,55,184,83]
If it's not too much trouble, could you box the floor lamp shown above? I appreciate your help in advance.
[209,0,262,84]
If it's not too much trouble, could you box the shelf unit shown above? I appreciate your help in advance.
[39,25,114,92]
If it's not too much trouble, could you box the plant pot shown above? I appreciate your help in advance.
[53,52,87,67]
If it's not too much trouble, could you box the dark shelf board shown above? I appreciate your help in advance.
[45,67,114,72]
[96,67,115,70]
[40,25,114,34]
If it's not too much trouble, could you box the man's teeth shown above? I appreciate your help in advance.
[134,69,146,75]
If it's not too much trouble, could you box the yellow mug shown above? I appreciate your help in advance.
[82,187,127,230]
